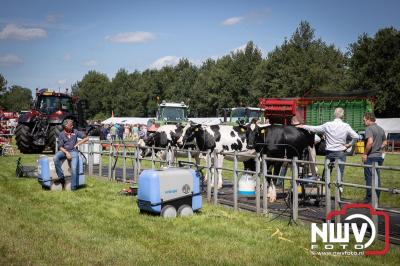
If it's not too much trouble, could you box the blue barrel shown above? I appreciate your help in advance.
[38,156,51,188]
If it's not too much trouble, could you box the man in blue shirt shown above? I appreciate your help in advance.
[54,119,89,190]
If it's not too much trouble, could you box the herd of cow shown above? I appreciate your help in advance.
[144,122,316,202]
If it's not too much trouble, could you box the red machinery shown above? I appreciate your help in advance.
[258,98,311,125]
[258,97,374,131]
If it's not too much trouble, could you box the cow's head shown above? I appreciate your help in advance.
[177,123,202,147]
[245,122,259,149]
[246,123,269,151]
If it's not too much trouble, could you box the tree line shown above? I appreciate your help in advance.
[1,21,399,119]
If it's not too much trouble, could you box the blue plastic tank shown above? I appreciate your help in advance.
[78,153,85,186]
[38,156,51,188]
[137,168,202,214]
[192,170,202,210]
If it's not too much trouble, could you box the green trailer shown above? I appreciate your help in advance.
[305,98,374,132]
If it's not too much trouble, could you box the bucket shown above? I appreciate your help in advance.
[355,141,365,154]
[238,174,256,196]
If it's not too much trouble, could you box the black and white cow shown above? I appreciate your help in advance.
[247,124,315,201]
[145,124,201,165]
[177,123,256,188]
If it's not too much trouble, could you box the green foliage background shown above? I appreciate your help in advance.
[1,21,400,118]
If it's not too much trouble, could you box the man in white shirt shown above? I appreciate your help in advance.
[296,108,359,180]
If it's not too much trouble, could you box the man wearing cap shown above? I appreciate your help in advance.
[54,119,89,190]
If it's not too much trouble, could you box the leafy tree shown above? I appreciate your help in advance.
[251,21,349,99]
[229,41,263,106]
[348,27,400,116]
[191,59,217,116]
[109,68,137,116]
[147,69,166,116]
[73,71,110,119]
[0,85,32,111]
[0,73,7,94]
[127,71,148,116]
[189,42,262,116]
[164,59,198,108]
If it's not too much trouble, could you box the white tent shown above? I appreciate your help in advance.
[376,118,400,134]
[189,117,222,125]
[101,117,154,125]
[102,117,224,126]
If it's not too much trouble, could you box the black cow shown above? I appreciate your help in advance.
[247,124,315,158]
[247,124,315,201]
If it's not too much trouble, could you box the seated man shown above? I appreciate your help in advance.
[54,119,88,190]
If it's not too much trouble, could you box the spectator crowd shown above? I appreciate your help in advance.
[96,119,157,142]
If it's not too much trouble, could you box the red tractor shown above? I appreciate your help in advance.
[15,89,88,153]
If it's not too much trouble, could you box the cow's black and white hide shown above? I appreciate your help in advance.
[247,124,315,202]
[177,123,256,188]
[145,124,201,165]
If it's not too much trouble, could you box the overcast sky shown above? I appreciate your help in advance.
[0,0,399,93]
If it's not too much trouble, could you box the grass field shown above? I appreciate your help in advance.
[1,153,400,265]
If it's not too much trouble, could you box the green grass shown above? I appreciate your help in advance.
[1,154,400,265]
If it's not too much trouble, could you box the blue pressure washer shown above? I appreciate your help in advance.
[137,168,202,218]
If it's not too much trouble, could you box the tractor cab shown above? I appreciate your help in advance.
[221,107,265,125]
[156,101,188,125]
[34,93,74,115]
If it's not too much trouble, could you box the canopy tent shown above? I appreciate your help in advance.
[101,117,154,125]
[101,117,223,126]
[189,117,222,125]
[376,118,400,134]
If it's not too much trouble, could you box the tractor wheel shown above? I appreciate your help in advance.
[15,124,44,154]
[49,124,63,152]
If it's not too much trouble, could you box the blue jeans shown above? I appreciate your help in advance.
[54,151,79,190]
[364,157,384,201]
[325,150,347,180]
